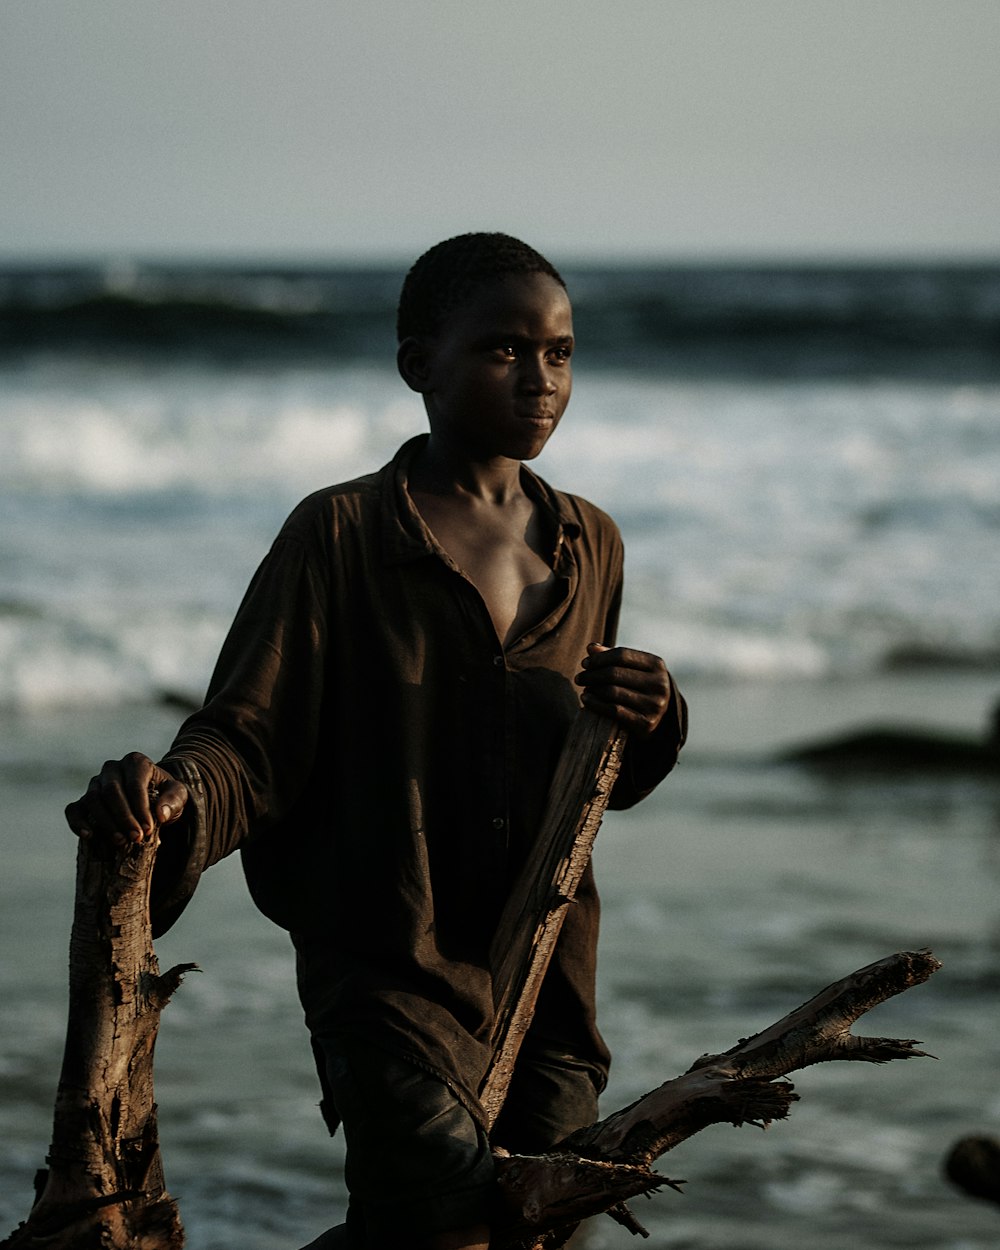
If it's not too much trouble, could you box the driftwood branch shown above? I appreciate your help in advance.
[481,712,626,1127]
[5,746,942,1250]
[2,834,192,1250]
[491,950,942,1249]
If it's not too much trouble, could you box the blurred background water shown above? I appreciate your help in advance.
[2,262,999,705]
[2,262,999,1247]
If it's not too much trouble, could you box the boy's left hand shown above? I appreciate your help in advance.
[574,642,673,739]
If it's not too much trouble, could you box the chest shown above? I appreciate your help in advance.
[412,495,563,647]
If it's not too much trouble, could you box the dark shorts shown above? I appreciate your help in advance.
[313,1033,600,1247]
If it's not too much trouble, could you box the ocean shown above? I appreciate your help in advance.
[1,261,999,1247]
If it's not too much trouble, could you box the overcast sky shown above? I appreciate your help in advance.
[3,0,998,263]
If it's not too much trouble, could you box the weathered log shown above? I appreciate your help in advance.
[482,712,626,1126]
[2,833,193,1250]
[491,950,942,1249]
[7,755,941,1250]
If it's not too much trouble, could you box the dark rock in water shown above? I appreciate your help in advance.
[779,728,999,776]
[945,1135,1000,1207]
[157,689,202,715]
[779,695,1000,775]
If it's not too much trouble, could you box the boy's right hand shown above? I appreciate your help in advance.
[65,753,189,848]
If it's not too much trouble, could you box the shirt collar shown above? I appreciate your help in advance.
[380,434,581,567]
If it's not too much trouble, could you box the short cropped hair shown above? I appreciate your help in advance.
[396,232,566,342]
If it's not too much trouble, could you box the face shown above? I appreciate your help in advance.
[406,272,574,464]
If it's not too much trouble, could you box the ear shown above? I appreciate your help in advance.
[397,336,434,394]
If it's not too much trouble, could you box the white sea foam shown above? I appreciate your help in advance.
[1,365,411,497]
[2,362,998,707]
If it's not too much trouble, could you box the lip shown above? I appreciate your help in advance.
[518,411,557,424]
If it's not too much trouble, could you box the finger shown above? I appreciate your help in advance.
[578,652,666,692]
[94,759,156,843]
[580,642,615,672]
[77,759,158,844]
[582,645,667,674]
[66,753,189,848]
[579,655,672,736]
[66,776,134,844]
[580,688,664,738]
[580,680,664,718]
[64,797,94,839]
[576,664,670,701]
[150,776,189,826]
[121,752,160,837]
[577,646,671,713]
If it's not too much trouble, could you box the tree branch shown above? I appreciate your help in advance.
[2,835,190,1250]
[492,950,942,1248]
[482,713,626,1127]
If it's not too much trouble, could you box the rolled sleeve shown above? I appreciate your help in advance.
[149,523,330,934]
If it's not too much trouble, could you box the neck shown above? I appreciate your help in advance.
[411,435,525,503]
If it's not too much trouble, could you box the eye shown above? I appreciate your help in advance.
[492,344,518,361]
[548,344,573,364]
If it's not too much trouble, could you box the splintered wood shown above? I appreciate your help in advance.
[2,834,192,1249]
[482,712,626,1127]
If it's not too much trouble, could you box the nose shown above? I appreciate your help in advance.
[519,353,558,395]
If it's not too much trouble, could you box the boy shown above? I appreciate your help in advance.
[66,233,686,1249]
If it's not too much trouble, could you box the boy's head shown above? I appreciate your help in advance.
[396,232,565,342]
[396,233,574,464]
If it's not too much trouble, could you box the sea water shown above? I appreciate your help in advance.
[1,264,999,1246]
[3,359,998,705]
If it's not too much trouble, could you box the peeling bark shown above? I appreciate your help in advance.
[2,834,192,1250]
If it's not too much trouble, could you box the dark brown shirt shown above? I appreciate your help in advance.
[154,435,686,1115]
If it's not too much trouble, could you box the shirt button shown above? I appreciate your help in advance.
[492,816,506,830]
[493,655,505,667]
